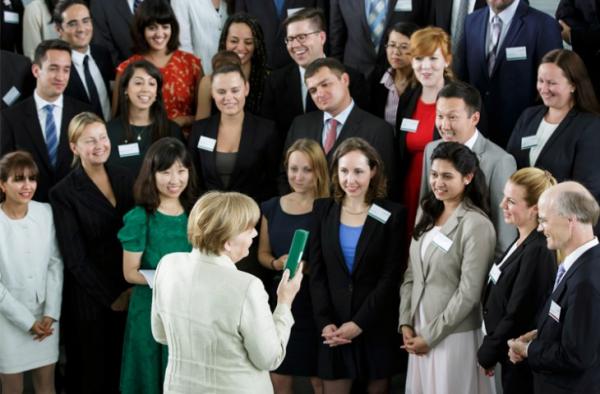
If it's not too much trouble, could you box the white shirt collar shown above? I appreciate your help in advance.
[488,0,520,26]
[34,90,64,110]
[71,47,92,66]
[464,129,479,150]
[562,237,599,273]
[324,100,354,125]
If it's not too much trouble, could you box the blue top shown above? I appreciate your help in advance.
[339,223,363,273]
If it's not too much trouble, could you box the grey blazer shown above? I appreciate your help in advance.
[399,201,495,348]
[419,134,517,257]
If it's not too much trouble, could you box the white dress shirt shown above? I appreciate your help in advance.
[322,100,355,146]
[486,0,520,54]
[71,48,111,121]
[33,91,63,142]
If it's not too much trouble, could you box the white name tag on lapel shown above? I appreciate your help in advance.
[400,118,419,133]
[118,142,140,157]
[521,135,538,150]
[368,204,391,224]
[395,0,412,11]
[549,300,561,322]
[4,11,19,24]
[2,86,20,106]
[489,264,502,284]
[197,136,216,152]
[432,230,453,252]
[506,46,527,61]
[287,7,303,17]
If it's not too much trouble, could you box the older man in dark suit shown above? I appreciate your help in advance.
[508,181,600,394]
[56,0,113,121]
[0,39,91,202]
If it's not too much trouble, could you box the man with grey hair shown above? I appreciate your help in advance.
[507,181,600,393]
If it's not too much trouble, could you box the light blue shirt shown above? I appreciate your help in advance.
[339,223,363,273]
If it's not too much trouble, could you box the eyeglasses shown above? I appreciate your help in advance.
[284,31,321,45]
[385,43,410,52]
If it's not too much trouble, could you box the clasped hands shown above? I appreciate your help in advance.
[401,325,430,355]
[322,321,362,347]
[29,316,55,341]
[507,329,537,364]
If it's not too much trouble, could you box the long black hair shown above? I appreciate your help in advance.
[414,142,489,239]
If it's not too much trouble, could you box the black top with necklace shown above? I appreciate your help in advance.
[106,116,182,176]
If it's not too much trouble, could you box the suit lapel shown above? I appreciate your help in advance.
[471,133,487,162]
[116,0,133,23]
[359,0,374,53]
[352,210,377,274]
[491,2,526,77]
[24,98,52,171]
[200,115,224,189]
[475,8,491,81]
[58,100,75,171]
[326,202,350,275]
[289,67,305,114]
[229,114,253,188]
[535,109,577,165]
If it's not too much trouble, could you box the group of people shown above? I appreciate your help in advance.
[1,0,600,393]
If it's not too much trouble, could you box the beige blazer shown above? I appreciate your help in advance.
[151,249,294,394]
[399,201,495,348]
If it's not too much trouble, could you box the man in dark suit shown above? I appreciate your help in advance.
[329,0,429,77]
[90,0,135,67]
[56,0,113,120]
[283,57,396,198]
[456,0,562,148]
[234,0,328,69]
[0,39,91,202]
[508,181,600,394]
[1,50,35,109]
[261,7,368,143]
[1,0,24,53]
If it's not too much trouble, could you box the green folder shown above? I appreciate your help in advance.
[285,229,309,278]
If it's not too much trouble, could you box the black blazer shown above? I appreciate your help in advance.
[309,198,405,356]
[478,230,556,369]
[234,0,328,69]
[188,112,279,203]
[1,0,24,53]
[0,50,35,109]
[507,106,600,205]
[528,244,600,394]
[0,95,92,201]
[261,62,369,143]
[64,44,114,115]
[283,105,397,198]
[90,0,134,67]
[48,164,134,320]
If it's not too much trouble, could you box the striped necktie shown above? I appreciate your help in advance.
[367,0,387,51]
[552,263,566,292]
[43,104,58,167]
[487,15,502,76]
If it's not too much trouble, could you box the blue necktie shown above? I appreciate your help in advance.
[273,0,285,18]
[552,263,566,292]
[44,104,58,167]
[367,0,387,50]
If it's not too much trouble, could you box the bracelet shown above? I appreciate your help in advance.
[270,258,277,270]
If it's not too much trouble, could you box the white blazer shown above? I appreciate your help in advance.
[151,249,294,394]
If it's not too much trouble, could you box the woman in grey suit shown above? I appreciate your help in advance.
[399,142,496,393]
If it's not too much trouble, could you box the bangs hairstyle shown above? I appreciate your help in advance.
[284,139,330,198]
[539,49,600,114]
[131,0,180,54]
[117,60,170,143]
[0,151,39,202]
[188,191,260,255]
[68,112,105,167]
[134,137,198,213]
[410,26,453,83]
[509,167,557,207]
[330,137,387,204]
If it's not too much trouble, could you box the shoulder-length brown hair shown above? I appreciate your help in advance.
[330,138,387,204]
[133,137,198,213]
[284,138,330,198]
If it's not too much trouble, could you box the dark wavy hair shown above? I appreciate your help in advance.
[133,137,198,213]
[117,60,170,144]
[414,142,489,239]
[330,137,387,204]
[131,0,180,55]
[218,13,268,114]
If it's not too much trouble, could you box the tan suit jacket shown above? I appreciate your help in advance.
[151,250,294,394]
[399,201,495,348]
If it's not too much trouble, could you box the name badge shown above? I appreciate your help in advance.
[2,86,20,106]
[118,142,140,158]
[506,46,527,61]
[395,0,412,11]
[432,230,453,252]
[521,135,538,150]
[400,118,419,133]
[4,11,19,24]
[368,204,391,224]
[549,300,561,322]
[197,135,216,152]
[287,7,303,17]
[489,264,502,284]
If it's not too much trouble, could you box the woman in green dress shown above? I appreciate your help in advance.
[118,137,198,394]
[107,60,183,177]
